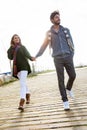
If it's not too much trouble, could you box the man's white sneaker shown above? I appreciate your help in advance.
[63,101,70,111]
[67,89,74,98]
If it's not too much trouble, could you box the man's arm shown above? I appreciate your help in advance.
[66,28,74,52]
[35,31,51,58]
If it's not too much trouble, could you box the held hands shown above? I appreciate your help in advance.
[31,57,36,61]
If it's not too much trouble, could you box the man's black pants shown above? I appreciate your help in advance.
[54,55,76,102]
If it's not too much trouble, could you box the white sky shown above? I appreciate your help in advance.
[0,0,87,73]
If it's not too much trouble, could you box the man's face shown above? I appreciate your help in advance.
[51,14,60,25]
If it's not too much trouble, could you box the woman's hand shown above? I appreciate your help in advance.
[31,57,36,61]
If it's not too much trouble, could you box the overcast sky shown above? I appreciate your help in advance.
[0,0,87,73]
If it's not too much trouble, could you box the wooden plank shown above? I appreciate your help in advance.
[0,68,87,130]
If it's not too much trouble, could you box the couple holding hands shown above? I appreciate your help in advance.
[7,10,76,111]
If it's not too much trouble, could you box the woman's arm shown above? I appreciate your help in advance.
[21,45,35,61]
[7,46,14,60]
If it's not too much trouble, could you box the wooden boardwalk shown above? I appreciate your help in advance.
[0,68,87,130]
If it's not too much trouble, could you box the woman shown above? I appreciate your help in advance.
[7,34,35,111]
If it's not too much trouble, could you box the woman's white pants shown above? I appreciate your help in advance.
[17,71,30,99]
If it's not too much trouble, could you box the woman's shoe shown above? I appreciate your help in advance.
[26,93,30,104]
[18,98,25,111]
[18,106,24,111]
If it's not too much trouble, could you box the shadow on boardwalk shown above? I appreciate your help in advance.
[0,68,87,130]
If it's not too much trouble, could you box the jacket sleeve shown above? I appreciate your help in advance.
[21,46,33,61]
[67,28,74,46]
[66,28,75,53]
[35,31,50,58]
[7,46,14,60]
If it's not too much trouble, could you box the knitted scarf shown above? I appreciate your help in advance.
[13,45,20,78]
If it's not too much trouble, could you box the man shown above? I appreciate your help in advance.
[35,10,76,111]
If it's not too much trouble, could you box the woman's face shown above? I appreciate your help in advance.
[13,35,20,44]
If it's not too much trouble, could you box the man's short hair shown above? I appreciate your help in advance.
[50,10,60,20]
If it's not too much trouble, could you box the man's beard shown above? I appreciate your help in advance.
[54,22,60,25]
[53,20,60,25]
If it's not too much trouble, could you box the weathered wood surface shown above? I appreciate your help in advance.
[0,68,87,130]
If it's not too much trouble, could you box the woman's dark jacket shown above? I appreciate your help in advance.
[7,45,33,78]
